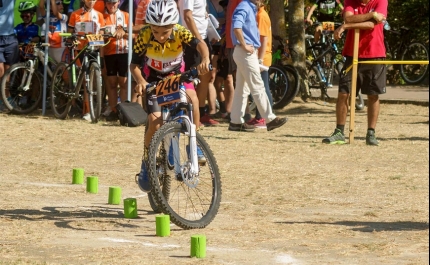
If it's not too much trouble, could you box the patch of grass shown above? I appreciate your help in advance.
[389,175,402,180]
[364,211,378,217]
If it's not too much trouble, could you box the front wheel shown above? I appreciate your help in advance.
[1,62,42,114]
[148,122,221,229]
[88,62,102,123]
[400,42,429,85]
[50,62,73,119]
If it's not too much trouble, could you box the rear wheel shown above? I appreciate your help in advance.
[400,42,429,85]
[50,62,73,119]
[1,62,42,114]
[268,65,289,109]
[88,62,102,123]
[148,122,221,229]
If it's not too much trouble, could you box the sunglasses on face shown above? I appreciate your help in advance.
[20,13,32,18]
[56,1,63,5]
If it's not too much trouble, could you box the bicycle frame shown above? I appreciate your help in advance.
[146,70,201,180]
[17,44,57,92]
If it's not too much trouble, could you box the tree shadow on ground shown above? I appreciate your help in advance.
[275,220,429,232]
[276,103,335,116]
[0,205,154,231]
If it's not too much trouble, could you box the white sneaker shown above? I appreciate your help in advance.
[82,113,91,121]
[102,106,112,116]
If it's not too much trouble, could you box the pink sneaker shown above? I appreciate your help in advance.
[247,118,266,128]
[200,114,220,126]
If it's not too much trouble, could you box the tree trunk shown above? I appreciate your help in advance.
[269,0,287,39]
[288,0,310,100]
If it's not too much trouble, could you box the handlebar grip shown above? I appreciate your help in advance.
[59,33,72,37]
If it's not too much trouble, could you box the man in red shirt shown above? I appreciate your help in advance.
[322,0,387,146]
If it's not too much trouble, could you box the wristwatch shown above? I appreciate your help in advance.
[258,59,263,64]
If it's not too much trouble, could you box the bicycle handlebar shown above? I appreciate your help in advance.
[59,32,114,39]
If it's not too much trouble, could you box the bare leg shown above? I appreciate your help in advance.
[106,76,118,110]
[223,74,234,113]
[118,76,127,103]
[367,94,380,129]
[145,112,162,148]
[187,89,200,130]
[336,92,349,125]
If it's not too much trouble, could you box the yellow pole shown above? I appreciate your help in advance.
[349,29,360,144]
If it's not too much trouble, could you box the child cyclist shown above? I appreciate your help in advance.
[68,0,105,121]
[39,0,68,64]
[103,0,132,121]
[131,0,211,192]
[14,2,41,44]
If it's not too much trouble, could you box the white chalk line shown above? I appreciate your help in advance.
[99,237,300,264]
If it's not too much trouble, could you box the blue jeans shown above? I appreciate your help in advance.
[255,70,273,120]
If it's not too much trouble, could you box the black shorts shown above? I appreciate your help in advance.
[339,56,387,96]
[216,57,229,79]
[0,35,19,65]
[226,47,237,74]
[183,38,213,70]
[104,54,128,77]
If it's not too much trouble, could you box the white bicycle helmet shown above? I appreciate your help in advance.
[145,0,179,26]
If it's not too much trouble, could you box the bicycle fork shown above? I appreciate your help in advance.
[21,60,35,92]
[166,116,199,177]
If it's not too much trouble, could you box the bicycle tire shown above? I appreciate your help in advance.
[268,65,289,109]
[306,60,323,89]
[143,120,171,213]
[88,62,102,123]
[50,62,73,119]
[148,122,221,229]
[282,65,300,106]
[400,42,429,85]
[1,62,42,114]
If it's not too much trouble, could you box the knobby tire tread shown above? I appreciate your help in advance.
[148,122,221,229]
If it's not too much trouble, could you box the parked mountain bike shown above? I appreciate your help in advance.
[305,21,364,110]
[144,67,221,229]
[269,35,300,109]
[383,21,429,85]
[50,32,110,122]
[1,42,57,114]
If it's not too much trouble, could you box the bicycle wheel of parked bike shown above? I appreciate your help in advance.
[400,42,429,85]
[50,62,73,119]
[268,65,288,109]
[148,122,221,229]
[1,62,42,114]
[306,60,323,89]
[282,65,300,106]
[88,62,102,123]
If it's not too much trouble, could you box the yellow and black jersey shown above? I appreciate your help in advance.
[131,24,200,75]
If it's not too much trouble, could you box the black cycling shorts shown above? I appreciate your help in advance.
[104,54,128,77]
[339,56,387,96]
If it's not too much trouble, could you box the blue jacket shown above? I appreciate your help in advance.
[231,0,261,48]
[14,23,40,44]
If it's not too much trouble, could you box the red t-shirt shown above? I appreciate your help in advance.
[225,0,242,48]
[342,0,387,58]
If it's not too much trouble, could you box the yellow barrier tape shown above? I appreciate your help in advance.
[344,60,429,74]
[359,60,429,64]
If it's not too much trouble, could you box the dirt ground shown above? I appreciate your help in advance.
[0,99,428,265]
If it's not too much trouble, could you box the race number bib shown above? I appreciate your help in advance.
[322,21,335,31]
[86,34,104,46]
[155,75,181,106]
